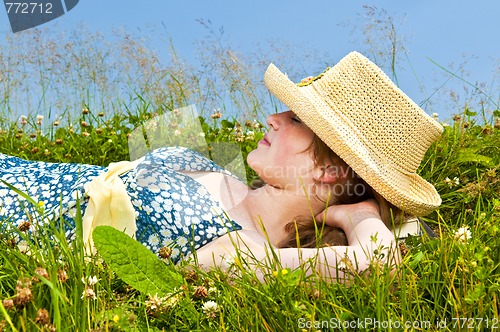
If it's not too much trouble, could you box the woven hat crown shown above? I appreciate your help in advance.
[264,51,443,216]
[310,52,442,174]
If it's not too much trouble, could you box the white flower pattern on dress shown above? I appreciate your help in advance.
[0,147,242,263]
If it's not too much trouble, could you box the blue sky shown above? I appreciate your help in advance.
[1,0,498,120]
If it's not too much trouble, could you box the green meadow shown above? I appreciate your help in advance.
[0,26,499,331]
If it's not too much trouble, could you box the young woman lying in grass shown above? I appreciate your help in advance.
[0,52,443,280]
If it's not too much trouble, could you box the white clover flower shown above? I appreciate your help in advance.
[444,177,459,188]
[88,276,99,285]
[81,275,99,286]
[245,130,255,141]
[202,300,218,319]
[337,260,348,271]
[208,287,218,297]
[145,293,163,311]
[19,115,28,125]
[81,287,97,300]
[211,109,222,119]
[454,226,472,243]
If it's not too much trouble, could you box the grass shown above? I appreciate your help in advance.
[0,25,499,332]
[1,103,499,331]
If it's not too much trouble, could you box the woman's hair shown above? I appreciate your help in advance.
[278,135,405,248]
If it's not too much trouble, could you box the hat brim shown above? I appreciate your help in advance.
[264,63,441,216]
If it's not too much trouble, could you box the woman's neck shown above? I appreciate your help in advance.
[181,170,324,245]
[234,184,324,246]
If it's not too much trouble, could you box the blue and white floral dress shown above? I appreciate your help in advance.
[0,147,242,262]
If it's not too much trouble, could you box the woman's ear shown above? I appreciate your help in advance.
[313,164,346,183]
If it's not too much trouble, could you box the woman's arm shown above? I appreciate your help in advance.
[194,200,400,281]
[271,216,399,280]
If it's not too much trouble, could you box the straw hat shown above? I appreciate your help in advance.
[264,51,443,216]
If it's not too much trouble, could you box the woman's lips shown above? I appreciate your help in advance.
[259,133,271,146]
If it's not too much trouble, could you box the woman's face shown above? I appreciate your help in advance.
[247,110,317,191]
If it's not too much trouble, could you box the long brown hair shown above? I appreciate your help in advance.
[278,135,405,248]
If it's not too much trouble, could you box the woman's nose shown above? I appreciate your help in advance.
[266,113,281,130]
[267,111,291,130]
